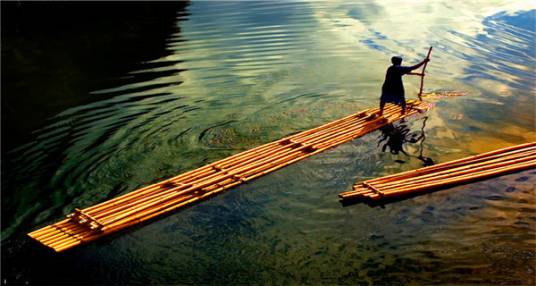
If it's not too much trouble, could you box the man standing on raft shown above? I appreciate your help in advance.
[379,55,430,116]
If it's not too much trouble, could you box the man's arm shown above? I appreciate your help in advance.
[408,58,430,71]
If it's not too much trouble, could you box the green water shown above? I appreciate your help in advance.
[2,1,535,285]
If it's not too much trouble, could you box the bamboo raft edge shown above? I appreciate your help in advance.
[340,142,536,203]
[28,100,430,252]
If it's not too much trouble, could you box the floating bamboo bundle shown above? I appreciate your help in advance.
[28,100,429,252]
[339,142,536,202]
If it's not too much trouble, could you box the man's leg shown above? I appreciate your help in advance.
[400,100,406,115]
[379,100,385,116]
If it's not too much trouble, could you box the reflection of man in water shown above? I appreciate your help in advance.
[378,117,435,167]
[379,56,429,116]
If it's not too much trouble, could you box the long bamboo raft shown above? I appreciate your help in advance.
[28,100,429,252]
[339,142,536,203]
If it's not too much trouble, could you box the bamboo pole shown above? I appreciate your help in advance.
[100,182,238,233]
[95,148,303,222]
[371,149,536,189]
[76,104,407,220]
[91,100,368,212]
[50,238,82,252]
[29,220,76,238]
[28,226,57,238]
[340,146,535,197]
[342,157,535,200]
[340,143,535,200]
[241,107,425,181]
[95,105,409,223]
[100,103,416,223]
[365,159,535,200]
[99,144,311,226]
[36,225,85,243]
[89,183,195,219]
[235,108,410,179]
[42,104,418,231]
[98,106,394,225]
[314,102,428,150]
[284,104,398,143]
[365,142,535,185]
[94,104,413,227]
[39,232,72,245]
[29,100,428,252]
[86,141,304,222]
[368,145,535,187]
[418,47,433,100]
[217,104,401,170]
[34,227,73,242]
[379,156,535,193]
[39,226,84,245]
[88,135,303,217]
[82,133,301,213]
[82,167,217,214]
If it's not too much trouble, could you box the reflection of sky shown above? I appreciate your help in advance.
[306,1,535,152]
[180,0,536,149]
[309,1,535,83]
[169,0,535,105]
[449,10,535,87]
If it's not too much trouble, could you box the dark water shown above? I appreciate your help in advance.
[2,1,535,285]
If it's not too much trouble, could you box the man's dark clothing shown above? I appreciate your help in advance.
[380,65,413,105]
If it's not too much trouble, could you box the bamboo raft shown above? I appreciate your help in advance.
[339,142,536,202]
[28,100,429,252]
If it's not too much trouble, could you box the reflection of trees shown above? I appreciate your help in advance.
[2,2,189,152]
[377,116,434,166]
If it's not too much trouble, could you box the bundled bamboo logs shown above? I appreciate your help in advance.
[340,142,536,202]
[28,100,429,252]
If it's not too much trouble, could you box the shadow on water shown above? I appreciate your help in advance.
[1,1,188,153]
[341,116,435,208]
[2,2,189,285]
[377,116,435,167]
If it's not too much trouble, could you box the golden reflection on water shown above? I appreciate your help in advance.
[421,90,468,99]
[425,171,536,284]
[465,124,536,154]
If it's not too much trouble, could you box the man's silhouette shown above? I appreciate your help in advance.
[379,56,429,116]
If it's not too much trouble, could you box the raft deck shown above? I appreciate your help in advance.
[340,142,536,202]
[28,100,429,252]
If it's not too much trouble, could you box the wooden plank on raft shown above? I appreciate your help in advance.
[28,100,430,252]
[339,142,536,202]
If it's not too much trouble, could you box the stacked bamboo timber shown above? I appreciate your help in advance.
[28,100,429,252]
[340,142,536,202]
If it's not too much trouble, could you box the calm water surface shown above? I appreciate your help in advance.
[2,1,535,285]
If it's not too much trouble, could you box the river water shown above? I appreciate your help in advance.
[2,1,535,285]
